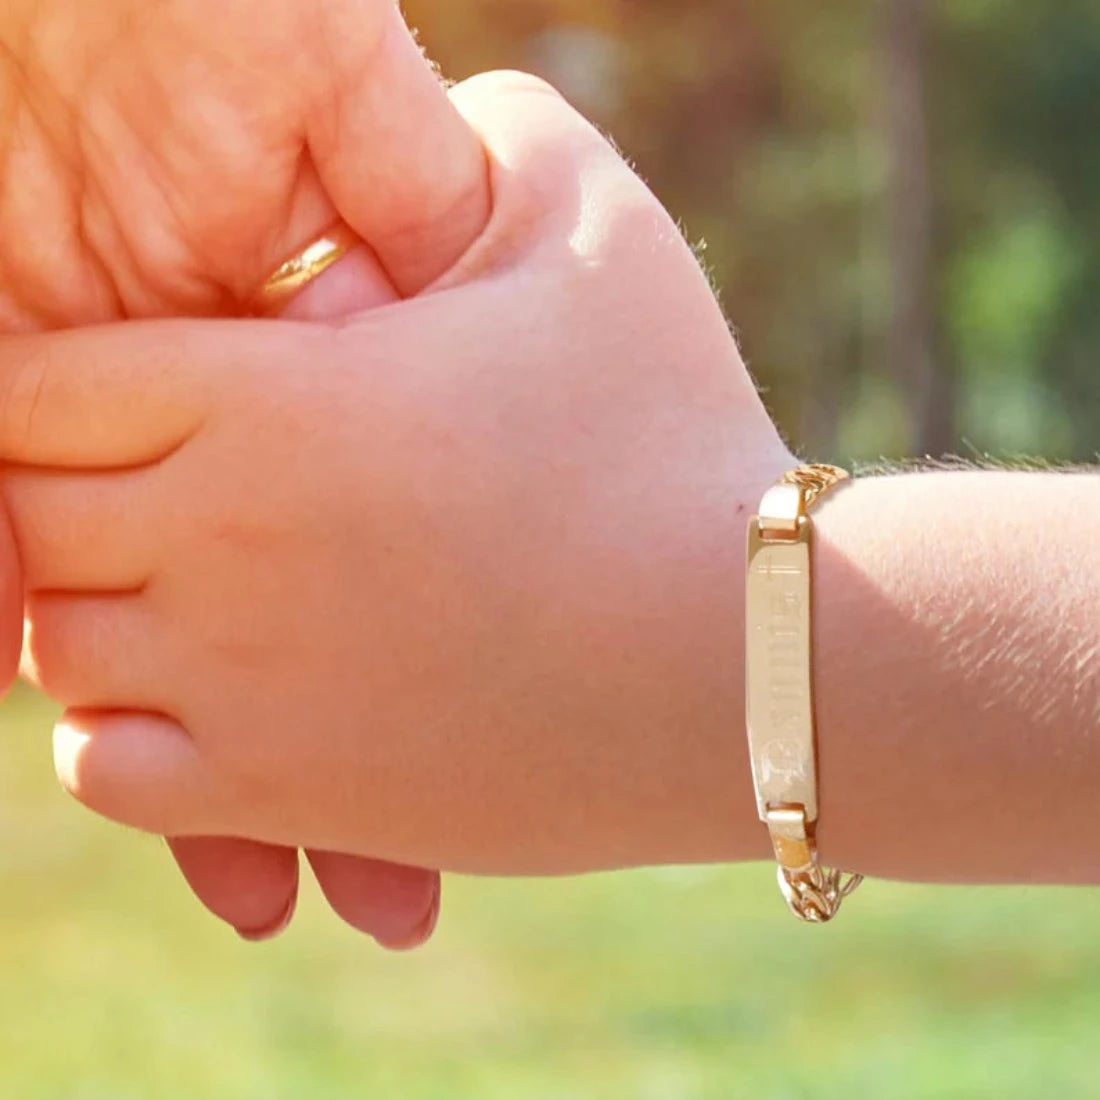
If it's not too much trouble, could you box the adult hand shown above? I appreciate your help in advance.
[0,0,491,941]
[0,71,793,875]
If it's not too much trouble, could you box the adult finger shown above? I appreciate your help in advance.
[0,510,22,693]
[239,1,490,312]
[168,837,300,942]
[305,2,491,296]
[167,840,444,947]
[306,850,441,949]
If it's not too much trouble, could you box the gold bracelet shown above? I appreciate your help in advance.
[745,464,863,923]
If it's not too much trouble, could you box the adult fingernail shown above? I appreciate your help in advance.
[236,893,297,944]
[375,877,441,952]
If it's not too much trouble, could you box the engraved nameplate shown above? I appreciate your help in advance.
[745,519,818,822]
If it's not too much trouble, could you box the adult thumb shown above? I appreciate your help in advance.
[305,3,491,297]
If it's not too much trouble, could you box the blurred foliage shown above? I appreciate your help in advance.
[405,0,1099,462]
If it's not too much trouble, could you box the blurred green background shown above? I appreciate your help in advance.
[3,3,1099,1098]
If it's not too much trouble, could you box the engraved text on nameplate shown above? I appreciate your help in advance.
[746,523,817,821]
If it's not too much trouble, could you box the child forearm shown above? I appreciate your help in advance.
[808,470,1100,884]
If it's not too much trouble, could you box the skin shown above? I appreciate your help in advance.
[0,0,497,942]
[0,68,793,873]
[813,470,1100,884]
[3,9,1097,889]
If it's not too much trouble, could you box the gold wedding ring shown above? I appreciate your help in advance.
[255,222,361,314]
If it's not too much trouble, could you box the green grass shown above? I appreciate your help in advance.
[2,685,1097,1098]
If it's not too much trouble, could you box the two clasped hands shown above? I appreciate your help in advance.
[0,0,797,943]
[7,0,1099,947]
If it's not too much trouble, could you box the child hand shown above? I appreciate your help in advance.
[2,72,792,876]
